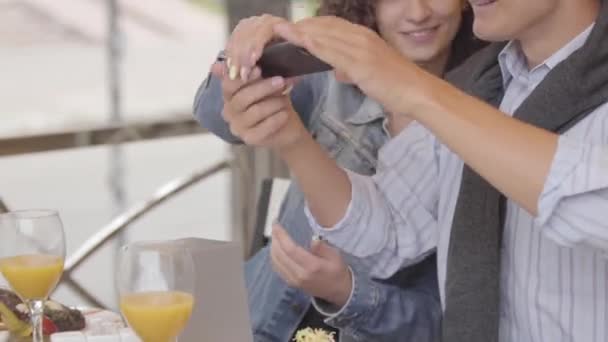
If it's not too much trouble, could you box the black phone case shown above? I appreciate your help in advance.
[257,42,332,78]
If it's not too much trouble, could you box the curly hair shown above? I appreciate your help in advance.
[315,1,486,71]
[316,0,378,31]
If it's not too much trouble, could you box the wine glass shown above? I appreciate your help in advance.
[117,241,195,342]
[0,210,66,342]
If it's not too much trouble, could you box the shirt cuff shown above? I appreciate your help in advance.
[312,266,380,328]
[312,266,355,318]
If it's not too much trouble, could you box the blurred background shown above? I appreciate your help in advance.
[0,0,317,310]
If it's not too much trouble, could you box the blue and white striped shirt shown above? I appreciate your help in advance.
[306,25,608,341]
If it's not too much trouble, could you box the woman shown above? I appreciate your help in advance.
[194,0,484,340]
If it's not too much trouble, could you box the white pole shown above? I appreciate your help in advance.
[107,0,126,309]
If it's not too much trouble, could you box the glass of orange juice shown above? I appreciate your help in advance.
[117,241,195,342]
[0,210,66,342]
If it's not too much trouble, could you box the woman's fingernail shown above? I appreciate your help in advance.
[240,67,250,82]
[250,51,258,65]
[226,57,232,68]
[281,84,294,95]
[271,77,284,87]
[229,65,239,80]
[251,67,261,80]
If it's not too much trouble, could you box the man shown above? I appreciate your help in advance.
[218,0,608,341]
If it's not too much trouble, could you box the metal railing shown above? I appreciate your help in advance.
[0,116,204,157]
[0,122,278,308]
[61,159,231,308]
[0,119,235,308]
[1,159,234,308]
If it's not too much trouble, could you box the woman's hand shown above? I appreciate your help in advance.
[219,64,306,149]
[274,16,430,115]
[225,14,289,82]
[270,224,353,307]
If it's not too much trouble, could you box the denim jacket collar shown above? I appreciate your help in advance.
[322,77,386,126]
[346,96,385,125]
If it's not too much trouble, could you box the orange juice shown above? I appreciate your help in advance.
[120,291,194,342]
[0,254,64,300]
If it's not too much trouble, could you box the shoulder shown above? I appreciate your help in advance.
[444,42,507,90]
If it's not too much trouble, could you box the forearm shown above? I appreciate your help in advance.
[277,133,352,228]
[408,77,558,215]
[301,123,442,275]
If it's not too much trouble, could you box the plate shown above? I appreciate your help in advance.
[0,306,124,335]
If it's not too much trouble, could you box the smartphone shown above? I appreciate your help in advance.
[257,42,332,78]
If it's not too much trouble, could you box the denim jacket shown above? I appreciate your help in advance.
[193,70,441,342]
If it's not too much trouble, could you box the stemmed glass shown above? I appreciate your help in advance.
[117,241,195,342]
[0,210,66,342]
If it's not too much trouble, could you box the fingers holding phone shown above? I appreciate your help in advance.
[225,91,305,149]
[219,64,304,149]
[226,14,289,82]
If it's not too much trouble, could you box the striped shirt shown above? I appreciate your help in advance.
[306,25,608,341]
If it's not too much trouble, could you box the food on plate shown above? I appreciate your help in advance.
[293,327,336,342]
[0,288,85,336]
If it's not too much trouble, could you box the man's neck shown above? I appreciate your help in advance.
[519,0,600,68]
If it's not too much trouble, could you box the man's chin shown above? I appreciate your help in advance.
[473,22,514,42]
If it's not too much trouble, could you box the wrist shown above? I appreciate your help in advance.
[275,128,314,160]
[325,267,353,308]
[392,65,442,121]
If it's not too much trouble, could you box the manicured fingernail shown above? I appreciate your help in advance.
[240,67,250,82]
[226,57,232,68]
[250,51,258,65]
[281,84,293,95]
[251,67,261,79]
[229,65,239,80]
[271,77,284,87]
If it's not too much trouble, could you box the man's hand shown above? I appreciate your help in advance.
[273,16,429,115]
[270,223,353,307]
